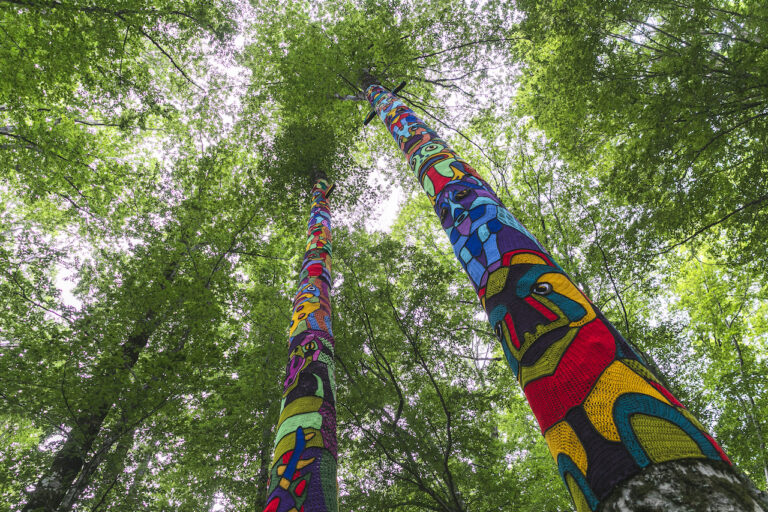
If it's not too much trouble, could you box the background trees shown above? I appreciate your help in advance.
[1,0,766,510]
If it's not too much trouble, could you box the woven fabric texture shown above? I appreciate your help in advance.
[264,179,337,512]
[365,84,731,512]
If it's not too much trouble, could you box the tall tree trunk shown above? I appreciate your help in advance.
[263,175,338,512]
[56,322,191,511]
[22,260,180,512]
[361,78,768,511]
[22,322,155,512]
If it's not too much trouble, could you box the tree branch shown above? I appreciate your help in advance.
[117,14,204,92]
[656,193,768,254]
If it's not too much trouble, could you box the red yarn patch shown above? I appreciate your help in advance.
[524,319,615,432]
[264,498,279,512]
[524,296,558,321]
[704,432,732,464]
[424,166,452,195]
[504,313,520,350]
[649,381,684,408]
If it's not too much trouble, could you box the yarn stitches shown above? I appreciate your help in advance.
[264,178,338,512]
[365,84,730,511]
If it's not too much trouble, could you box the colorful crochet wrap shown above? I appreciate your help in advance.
[264,178,337,512]
[365,84,730,511]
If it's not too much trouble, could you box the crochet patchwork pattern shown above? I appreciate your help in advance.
[365,84,731,511]
[264,178,337,512]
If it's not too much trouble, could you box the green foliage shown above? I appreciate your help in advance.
[333,229,571,510]
[1,0,767,510]
[515,0,768,267]
[0,0,236,228]
[513,0,768,492]
[667,250,768,488]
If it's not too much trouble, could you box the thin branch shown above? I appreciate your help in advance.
[117,15,204,92]
[205,208,261,288]
[456,354,502,362]
[229,249,288,261]
[689,111,768,165]
[399,91,504,170]
[410,37,519,62]
[577,198,632,340]
[6,270,73,323]
[386,294,462,512]
[337,73,363,94]
[656,193,768,254]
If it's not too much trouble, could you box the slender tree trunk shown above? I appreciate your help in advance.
[362,78,768,511]
[262,174,337,512]
[22,323,154,512]
[256,428,272,511]
[729,336,768,486]
[22,259,180,512]
[255,397,278,511]
[57,426,133,511]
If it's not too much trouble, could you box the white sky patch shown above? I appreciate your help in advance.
[40,433,67,452]
[211,491,230,511]
[52,231,146,311]
[54,264,81,310]
[366,179,405,232]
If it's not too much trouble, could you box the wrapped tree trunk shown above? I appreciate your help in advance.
[362,79,767,511]
[263,175,337,512]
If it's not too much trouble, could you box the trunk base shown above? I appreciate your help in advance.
[599,459,768,512]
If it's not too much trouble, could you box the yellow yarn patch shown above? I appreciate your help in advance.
[566,474,591,512]
[630,414,705,463]
[289,301,320,336]
[545,421,588,475]
[538,272,595,327]
[583,361,670,442]
[519,327,577,387]
[278,397,323,426]
[508,253,548,266]
[305,226,331,251]
[621,359,659,383]
[485,267,509,298]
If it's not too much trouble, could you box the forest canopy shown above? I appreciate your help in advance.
[1,0,766,510]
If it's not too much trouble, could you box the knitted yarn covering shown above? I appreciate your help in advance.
[365,85,730,512]
[264,179,338,512]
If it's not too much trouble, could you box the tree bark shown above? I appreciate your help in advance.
[22,326,154,512]
[22,259,180,512]
[600,459,768,511]
[255,398,277,511]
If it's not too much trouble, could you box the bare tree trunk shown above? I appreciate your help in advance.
[600,459,768,511]
[255,414,274,511]
[22,258,180,512]
[57,426,133,511]
[22,325,154,512]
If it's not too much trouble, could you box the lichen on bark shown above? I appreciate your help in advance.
[599,459,768,512]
